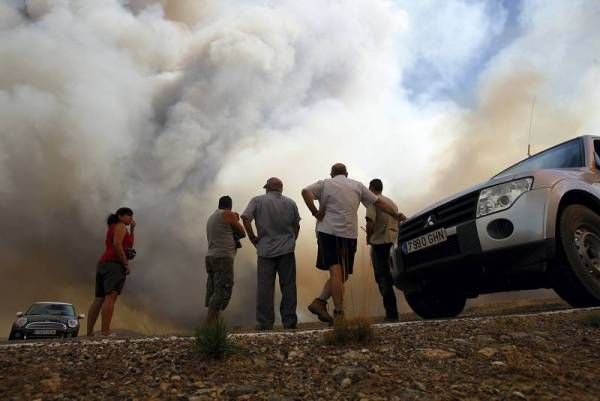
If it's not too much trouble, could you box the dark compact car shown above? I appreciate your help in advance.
[392,135,600,319]
[8,302,85,340]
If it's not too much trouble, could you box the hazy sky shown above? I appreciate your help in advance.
[1,0,599,332]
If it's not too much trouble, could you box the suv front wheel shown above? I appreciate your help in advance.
[405,290,467,319]
[552,204,600,307]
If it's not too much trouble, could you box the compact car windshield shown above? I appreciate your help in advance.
[27,304,75,317]
[495,139,584,177]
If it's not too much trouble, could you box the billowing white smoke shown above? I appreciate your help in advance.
[0,0,599,332]
[0,0,419,332]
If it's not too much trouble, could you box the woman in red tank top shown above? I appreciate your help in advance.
[86,207,136,337]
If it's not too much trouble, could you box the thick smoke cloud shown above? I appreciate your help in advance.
[0,0,414,333]
[1,0,598,333]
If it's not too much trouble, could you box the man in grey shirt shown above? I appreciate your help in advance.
[205,196,246,325]
[242,177,301,330]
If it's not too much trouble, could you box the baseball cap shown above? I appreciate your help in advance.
[263,177,283,191]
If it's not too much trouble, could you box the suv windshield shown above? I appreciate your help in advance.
[495,138,584,178]
[27,303,75,317]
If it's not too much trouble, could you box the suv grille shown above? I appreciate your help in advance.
[399,191,479,241]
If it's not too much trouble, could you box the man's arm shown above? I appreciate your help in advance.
[292,202,301,239]
[373,198,406,222]
[301,188,325,221]
[224,211,246,238]
[365,217,375,245]
[241,216,259,245]
[365,205,376,244]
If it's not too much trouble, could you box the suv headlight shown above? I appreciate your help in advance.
[67,319,79,328]
[15,318,27,328]
[477,177,533,218]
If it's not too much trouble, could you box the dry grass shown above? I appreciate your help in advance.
[324,317,374,345]
[195,318,246,360]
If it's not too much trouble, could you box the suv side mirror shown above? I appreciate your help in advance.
[16,312,23,317]
[78,314,86,320]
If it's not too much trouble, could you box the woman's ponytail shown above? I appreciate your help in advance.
[106,207,133,225]
[106,214,119,225]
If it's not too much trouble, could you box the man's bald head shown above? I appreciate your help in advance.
[330,163,348,177]
[263,177,284,192]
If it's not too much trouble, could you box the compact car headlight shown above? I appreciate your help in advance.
[15,318,27,328]
[477,178,533,218]
[67,319,79,328]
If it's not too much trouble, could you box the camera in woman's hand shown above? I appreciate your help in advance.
[125,248,137,260]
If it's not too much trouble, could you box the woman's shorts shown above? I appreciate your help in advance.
[95,261,127,297]
[316,232,357,278]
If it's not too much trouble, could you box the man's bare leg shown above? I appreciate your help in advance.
[329,264,345,313]
[319,279,332,301]
[101,292,119,335]
[87,297,104,336]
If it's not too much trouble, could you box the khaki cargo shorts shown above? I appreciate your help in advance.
[205,256,234,310]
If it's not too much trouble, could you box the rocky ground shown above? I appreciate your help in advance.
[1,308,599,401]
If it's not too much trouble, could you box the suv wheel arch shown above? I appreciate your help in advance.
[556,190,600,228]
[550,202,600,307]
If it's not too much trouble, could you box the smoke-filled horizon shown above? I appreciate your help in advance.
[1,0,599,333]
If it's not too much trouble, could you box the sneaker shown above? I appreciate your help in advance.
[384,316,399,323]
[308,298,333,323]
[256,325,273,331]
[283,324,297,330]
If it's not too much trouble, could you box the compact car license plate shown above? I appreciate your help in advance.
[402,228,447,254]
[34,329,56,335]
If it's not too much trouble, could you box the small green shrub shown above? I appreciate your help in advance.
[324,317,374,345]
[195,318,245,359]
[581,312,600,328]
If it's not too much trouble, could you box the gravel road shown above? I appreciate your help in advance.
[1,308,599,400]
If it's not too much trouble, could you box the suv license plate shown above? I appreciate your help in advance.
[402,228,447,254]
[34,330,56,335]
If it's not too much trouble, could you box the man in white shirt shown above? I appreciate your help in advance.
[301,163,405,322]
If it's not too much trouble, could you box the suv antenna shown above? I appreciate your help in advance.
[527,96,537,157]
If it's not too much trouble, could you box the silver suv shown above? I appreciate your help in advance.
[392,135,600,318]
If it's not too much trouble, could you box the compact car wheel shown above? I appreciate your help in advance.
[405,291,466,319]
[553,204,600,307]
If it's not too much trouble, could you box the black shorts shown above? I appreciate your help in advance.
[316,232,357,277]
[95,261,127,297]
